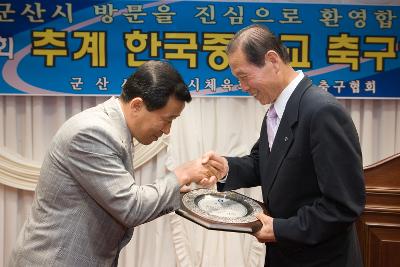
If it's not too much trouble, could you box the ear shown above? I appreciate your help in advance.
[265,50,279,64]
[129,97,144,113]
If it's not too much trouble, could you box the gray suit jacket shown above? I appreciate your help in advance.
[9,97,181,267]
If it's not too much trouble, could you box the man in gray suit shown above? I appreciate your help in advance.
[9,60,222,266]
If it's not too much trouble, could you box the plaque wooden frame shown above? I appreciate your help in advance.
[175,190,267,233]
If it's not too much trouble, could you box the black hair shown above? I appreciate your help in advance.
[120,60,191,111]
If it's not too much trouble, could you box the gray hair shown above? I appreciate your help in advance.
[226,24,291,66]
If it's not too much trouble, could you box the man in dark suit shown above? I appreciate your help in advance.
[205,24,366,266]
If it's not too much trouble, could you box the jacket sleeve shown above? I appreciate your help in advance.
[274,102,366,245]
[218,139,262,191]
[65,126,181,228]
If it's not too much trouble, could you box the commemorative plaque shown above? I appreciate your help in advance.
[176,188,267,233]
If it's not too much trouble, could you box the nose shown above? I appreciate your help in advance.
[239,80,249,91]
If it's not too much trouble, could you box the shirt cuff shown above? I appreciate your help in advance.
[218,162,229,183]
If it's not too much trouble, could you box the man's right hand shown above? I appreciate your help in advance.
[173,158,218,188]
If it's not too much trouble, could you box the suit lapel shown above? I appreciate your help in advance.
[262,77,313,197]
[259,113,270,191]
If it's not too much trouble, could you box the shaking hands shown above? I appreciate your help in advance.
[173,151,229,190]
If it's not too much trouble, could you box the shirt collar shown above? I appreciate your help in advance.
[273,70,304,119]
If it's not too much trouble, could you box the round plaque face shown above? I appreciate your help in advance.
[197,194,248,218]
[181,189,263,224]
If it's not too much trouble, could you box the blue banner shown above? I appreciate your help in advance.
[0,0,399,98]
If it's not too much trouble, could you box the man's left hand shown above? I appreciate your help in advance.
[253,213,276,243]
